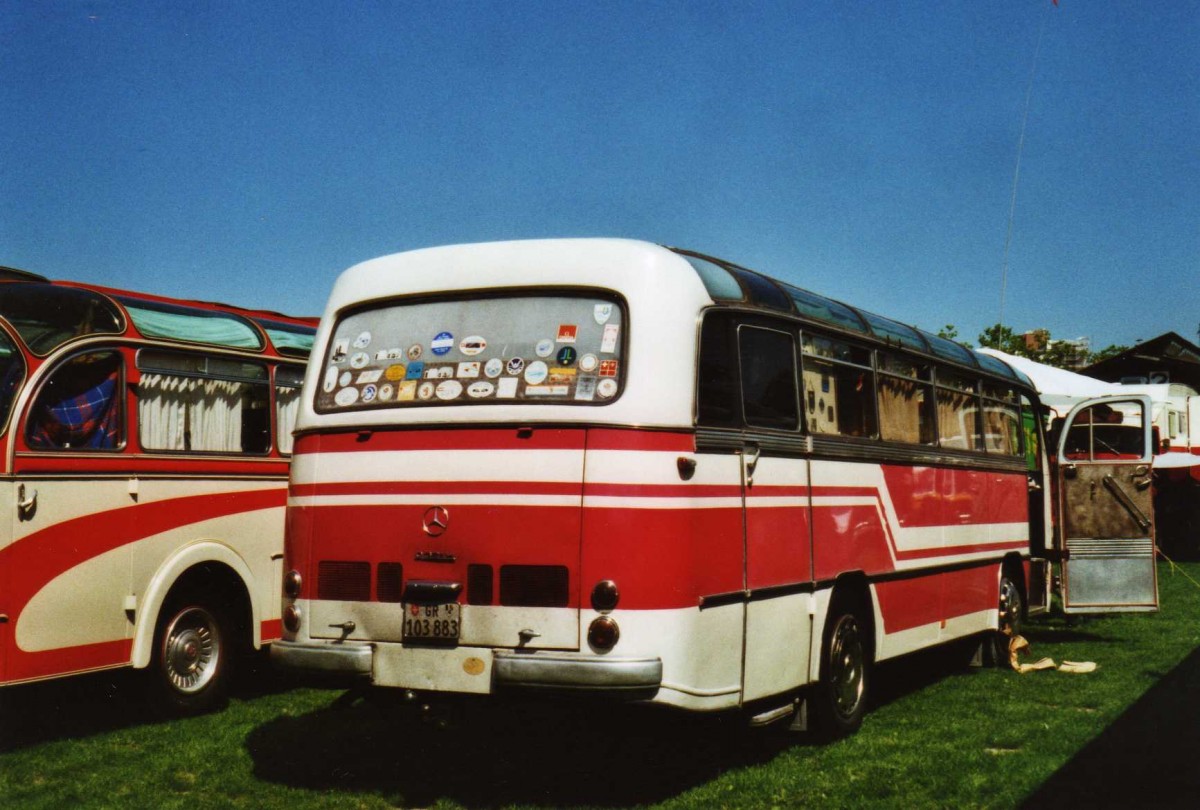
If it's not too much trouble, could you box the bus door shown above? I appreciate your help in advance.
[9,348,135,676]
[1055,395,1158,613]
[736,325,814,702]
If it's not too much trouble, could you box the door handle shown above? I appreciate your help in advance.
[17,483,37,520]
[743,444,761,487]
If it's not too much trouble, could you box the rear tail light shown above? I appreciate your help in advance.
[591,580,619,612]
[283,604,302,633]
[587,616,620,651]
[283,569,303,599]
[499,565,569,608]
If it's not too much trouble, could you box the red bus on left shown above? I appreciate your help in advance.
[0,266,315,714]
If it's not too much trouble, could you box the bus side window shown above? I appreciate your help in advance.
[697,313,740,428]
[935,371,981,451]
[801,333,877,438]
[0,330,25,431]
[26,350,124,451]
[137,350,270,454]
[738,325,798,430]
[876,352,934,445]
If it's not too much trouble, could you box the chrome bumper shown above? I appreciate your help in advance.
[271,640,662,699]
[493,651,662,697]
[271,639,372,678]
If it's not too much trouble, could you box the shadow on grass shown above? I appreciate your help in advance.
[1022,645,1200,809]
[246,693,798,808]
[0,651,291,752]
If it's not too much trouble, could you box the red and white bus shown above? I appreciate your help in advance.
[272,239,1156,734]
[1,266,316,713]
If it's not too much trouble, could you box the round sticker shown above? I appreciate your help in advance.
[338,371,353,387]
[335,387,360,406]
[431,332,454,356]
[535,339,554,358]
[484,358,504,378]
[467,381,495,398]
[525,361,549,385]
[436,380,463,400]
[407,344,424,361]
[353,331,372,349]
[556,346,577,367]
[459,336,487,356]
[361,384,378,403]
[579,353,599,373]
[417,381,436,400]
[350,352,370,369]
[385,364,407,381]
[323,366,338,392]
[505,357,525,376]
[379,383,395,401]
[597,378,618,399]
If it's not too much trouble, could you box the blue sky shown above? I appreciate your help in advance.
[3,1,1197,351]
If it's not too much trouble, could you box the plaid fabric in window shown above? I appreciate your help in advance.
[30,370,120,449]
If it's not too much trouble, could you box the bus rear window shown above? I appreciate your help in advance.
[316,294,624,411]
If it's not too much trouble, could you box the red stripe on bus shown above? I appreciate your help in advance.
[2,487,284,681]
[294,428,588,454]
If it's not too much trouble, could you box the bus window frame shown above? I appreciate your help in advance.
[22,346,129,454]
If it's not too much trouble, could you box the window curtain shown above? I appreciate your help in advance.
[139,373,246,452]
[275,385,300,454]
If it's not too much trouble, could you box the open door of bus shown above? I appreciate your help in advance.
[1055,395,1158,613]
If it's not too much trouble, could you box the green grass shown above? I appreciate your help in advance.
[5,561,1200,809]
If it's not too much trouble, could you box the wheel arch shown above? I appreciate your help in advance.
[131,542,259,669]
[809,572,876,684]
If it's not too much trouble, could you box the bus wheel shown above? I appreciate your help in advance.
[998,574,1023,638]
[150,601,231,715]
[813,593,871,738]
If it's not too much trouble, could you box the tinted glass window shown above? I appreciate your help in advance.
[121,298,263,350]
[0,330,24,433]
[739,326,798,430]
[861,311,928,352]
[681,255,745,302]
[27,351,124,450]
[697,313,739,427]
[0,285,123,355]
[783,284,869,335]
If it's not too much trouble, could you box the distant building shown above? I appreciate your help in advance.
[1082,332,1200,391]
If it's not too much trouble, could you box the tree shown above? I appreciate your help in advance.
[1089,344,1130,364]
[977,324,1027,356]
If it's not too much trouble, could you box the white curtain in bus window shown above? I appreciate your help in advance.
[275,385,300,454]
[139,375,248,452]
[935,372,981,451]
[737,326,798,430]
[876,353,934,445]
[801,335,877,438]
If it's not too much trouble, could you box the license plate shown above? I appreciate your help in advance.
[402,602,461,642]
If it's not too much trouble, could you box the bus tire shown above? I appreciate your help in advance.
[149,597,232,716]
[812,591,872,738]
[984,572,1025,667]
